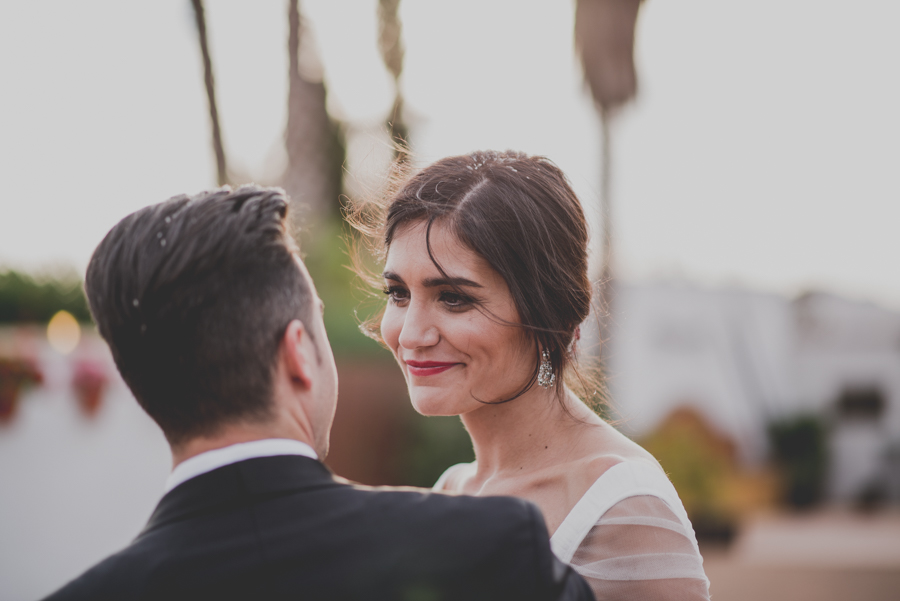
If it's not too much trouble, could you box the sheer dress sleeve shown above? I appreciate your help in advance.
[568,495,709,600]
[551,462,710,600]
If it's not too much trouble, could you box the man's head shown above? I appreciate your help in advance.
[85,186,337,454]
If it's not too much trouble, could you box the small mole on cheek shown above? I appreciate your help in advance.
[544,446,548,450]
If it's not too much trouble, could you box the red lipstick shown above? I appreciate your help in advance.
[405,360,459,377]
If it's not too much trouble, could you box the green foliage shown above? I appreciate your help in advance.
[299,219,386,358]
[768,414,828,509]
[0,270,91,323]
[641,413,733,519]
[401,414,474,488]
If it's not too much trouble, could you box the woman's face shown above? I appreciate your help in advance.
[381,221,535,416]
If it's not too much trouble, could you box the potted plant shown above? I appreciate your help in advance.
[72,359,108,416]
[0,357,43,424]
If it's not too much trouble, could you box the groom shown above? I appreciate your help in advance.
[44,186,593,601]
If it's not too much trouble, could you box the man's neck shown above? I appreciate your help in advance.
[171,421,314,468]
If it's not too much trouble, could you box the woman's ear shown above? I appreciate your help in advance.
[280,319,314,390]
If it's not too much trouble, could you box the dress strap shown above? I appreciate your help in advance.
[549,460,687,563]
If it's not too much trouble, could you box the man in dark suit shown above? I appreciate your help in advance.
[44,186,593,601]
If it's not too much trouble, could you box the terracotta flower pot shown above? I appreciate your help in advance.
[72,360,108,417]
[0,358,43,425]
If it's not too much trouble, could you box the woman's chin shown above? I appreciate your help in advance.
[409,391,467,417]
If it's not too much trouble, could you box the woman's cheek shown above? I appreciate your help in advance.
[380,307,401,354]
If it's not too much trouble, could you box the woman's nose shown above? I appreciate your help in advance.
[397,302,440,350]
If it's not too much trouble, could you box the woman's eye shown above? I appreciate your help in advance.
[383,285,409,304]
[439,291,472,309]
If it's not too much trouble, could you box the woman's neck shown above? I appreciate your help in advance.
[460,384,596,483]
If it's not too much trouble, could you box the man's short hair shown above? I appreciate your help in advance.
[85,186,314,445]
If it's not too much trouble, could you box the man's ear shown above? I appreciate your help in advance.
[280,319,314,390]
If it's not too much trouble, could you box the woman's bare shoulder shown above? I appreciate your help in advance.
[570,422,664,491]
[433,461,477,493]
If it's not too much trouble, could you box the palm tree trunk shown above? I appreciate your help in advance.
[189,0,228,186]
[283,0,343,223]
[378,0,408,158]
[575,0,643,358]
[598,104,614,356]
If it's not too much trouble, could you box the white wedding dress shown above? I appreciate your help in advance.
[435,459,711,600]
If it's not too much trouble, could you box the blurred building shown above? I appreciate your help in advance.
[610,282,900,502]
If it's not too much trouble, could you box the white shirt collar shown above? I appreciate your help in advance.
[164,438,318,494]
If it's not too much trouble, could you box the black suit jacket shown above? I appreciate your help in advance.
[44,455,593,601]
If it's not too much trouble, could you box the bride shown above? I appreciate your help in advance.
[352,150,710,599]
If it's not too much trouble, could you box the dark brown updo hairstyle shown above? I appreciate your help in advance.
[350,149,598,407]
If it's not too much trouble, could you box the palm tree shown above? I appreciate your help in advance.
[283,0,344,223]
[190,0,228,186]
[574,0,643,352]
[377,0,408,158]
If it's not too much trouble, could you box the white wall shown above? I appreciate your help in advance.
[0,335,170,601]
[609,282,796,463]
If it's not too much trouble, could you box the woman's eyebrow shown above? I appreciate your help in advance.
[383,271,482,289]
[422,276,483,289]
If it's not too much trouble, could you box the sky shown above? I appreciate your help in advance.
[1,0,898,310]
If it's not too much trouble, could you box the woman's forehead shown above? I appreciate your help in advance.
[385,221,495,283]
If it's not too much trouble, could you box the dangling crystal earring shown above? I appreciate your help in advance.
[537,349,556,388]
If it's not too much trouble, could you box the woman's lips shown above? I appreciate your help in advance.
[405,360,460,377]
